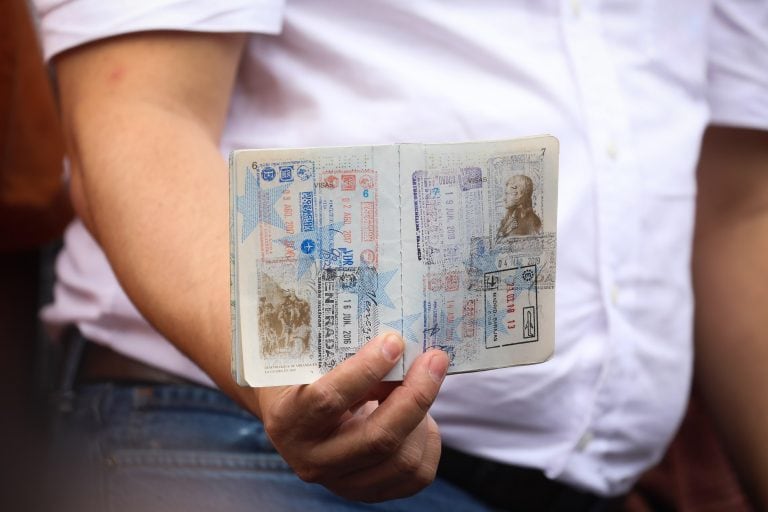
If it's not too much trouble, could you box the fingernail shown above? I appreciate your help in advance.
[428,351,449,384]
[382,333,404,362]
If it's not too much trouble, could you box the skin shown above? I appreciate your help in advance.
[55,31,449,503]
[693,125,768,510]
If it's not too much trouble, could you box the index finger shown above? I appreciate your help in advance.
[305,348,449,470]
[294,332,405,428]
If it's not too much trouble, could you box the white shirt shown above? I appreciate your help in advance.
[35,0,768,496]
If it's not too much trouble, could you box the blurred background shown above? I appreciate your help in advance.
[1,0,70,509]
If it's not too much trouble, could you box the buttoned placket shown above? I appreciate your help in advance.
[555,0,642,489]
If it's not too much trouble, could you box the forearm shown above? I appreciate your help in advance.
[693,126,768,509]
[71,106,239,391]
[56,32,261,413]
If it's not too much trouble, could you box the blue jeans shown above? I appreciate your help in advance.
[47,383,491,512]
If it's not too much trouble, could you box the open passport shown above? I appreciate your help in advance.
[230,136,559,387]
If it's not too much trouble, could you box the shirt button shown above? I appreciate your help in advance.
[610,285,620,306]
[576,430,593,451]
[606,142,618,161]
[568,0,582,18]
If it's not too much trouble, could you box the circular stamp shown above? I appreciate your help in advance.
[261,166,276,182]
[323,175,338,189]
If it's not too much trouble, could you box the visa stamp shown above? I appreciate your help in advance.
[412,168,485,266]
[317,266,379,373]
[420,267,487,368]
[493,234,556,289]
[316,169,379,271]
[252,160,316,263]
[483,264,539,348]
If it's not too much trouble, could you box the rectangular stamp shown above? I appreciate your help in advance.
[464,234,555,291]
[483,264,539,348]
[253,160,316,264]
[420,296,462,368]
[317,266,379,373]
[492,234,556,289]
[300,191,315,233]
[316,169,379,270]
[412,168,485,266]
[459,166,483,191]
[462,298,479,339]
[361,201,376,242]
[420,267,488,368]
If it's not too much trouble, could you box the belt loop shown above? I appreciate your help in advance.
[53,326,87,414]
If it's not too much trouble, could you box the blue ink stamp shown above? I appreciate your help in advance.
[300,191,315,232]
[279,165,294,182]
[338,247,354,266]
[297,165,312,181]
[261,166,276,182]
[300,239,316,255]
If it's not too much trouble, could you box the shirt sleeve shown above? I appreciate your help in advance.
[707,0,768,131]
[32,0,286,61]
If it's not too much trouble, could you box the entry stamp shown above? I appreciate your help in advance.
[316,169,379,270]
[253,160,316,263]
[483,265,539,348]
[317,266,379,373]
[412,168,485,266]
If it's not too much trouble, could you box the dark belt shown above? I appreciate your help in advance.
[437,445,625,512]
[77,342,192,385]
[59,328,191,386]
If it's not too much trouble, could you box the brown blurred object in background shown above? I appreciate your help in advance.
[1,0,71,511]
[625,387,755,512]
[1,0,71,250]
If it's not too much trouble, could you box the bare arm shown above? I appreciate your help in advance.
[693,125,768,509]
[59,31,244,402]
[56,32,448,502]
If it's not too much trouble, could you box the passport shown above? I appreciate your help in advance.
[230,136,558,386]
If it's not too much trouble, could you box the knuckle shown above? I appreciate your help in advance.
[262,410,290,442]
[365,423,402,456]
[392,447,422,475]
[408,386,435,415]
[310,382,346,417]
[261,391,301,442]
[359,358,383,386]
